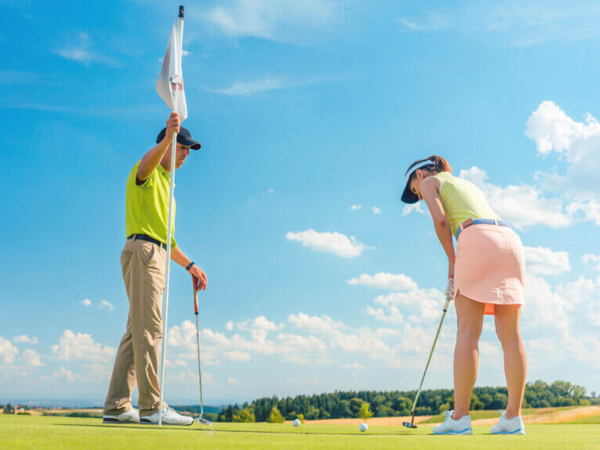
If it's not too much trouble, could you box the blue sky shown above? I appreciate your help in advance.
[2,0,600,406]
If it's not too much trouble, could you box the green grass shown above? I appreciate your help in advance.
[1,415,599,450]
[571,415,600,424]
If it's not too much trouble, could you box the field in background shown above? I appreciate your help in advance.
[1,413,599,450]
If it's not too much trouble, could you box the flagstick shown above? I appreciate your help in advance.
[158,6,184,428]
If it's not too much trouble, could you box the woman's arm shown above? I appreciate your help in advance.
[420,177,456,279]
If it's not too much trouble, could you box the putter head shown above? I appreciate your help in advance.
[195,417,212,426]
[402,421,418,429]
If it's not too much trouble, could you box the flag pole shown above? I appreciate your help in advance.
[158,4,185,428]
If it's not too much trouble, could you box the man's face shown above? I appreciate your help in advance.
[175,144,191,169]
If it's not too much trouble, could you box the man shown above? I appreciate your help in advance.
[103,112,208,425]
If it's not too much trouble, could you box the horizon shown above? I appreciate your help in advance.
[2,0,600,405]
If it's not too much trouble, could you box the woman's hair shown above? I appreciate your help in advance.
[408,155,452,176]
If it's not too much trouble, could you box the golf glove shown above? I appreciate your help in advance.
[445,278,455,299]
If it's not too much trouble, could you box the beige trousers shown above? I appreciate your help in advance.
[103,238,168,417]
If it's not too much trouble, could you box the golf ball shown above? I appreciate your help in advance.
[359,423,368,432]
[293,419,301,427]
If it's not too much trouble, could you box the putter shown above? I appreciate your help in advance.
[193,287,212,426]
[403,290,453,429]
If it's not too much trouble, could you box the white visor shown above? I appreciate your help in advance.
[404,160,436,185]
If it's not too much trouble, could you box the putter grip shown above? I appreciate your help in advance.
[193,289,199,314]
[179,5,184,18]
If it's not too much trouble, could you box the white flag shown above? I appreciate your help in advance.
[156,18,187,121]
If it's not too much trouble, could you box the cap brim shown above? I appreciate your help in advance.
[401,184,419,204]
[177,134,202,150]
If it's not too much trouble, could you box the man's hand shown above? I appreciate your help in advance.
[166,112,181,137]
[190,265,208,292]
[138,112,182,182]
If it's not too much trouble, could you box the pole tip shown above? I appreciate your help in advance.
[179,5,184,18]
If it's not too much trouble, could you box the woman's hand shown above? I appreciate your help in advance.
[445,277,455,299]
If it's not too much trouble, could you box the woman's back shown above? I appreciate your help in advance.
[433,171,499,236]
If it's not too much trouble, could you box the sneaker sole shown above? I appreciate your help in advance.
[103,419,140,424]
[491,429,525,435]
[140,419,194,426]
[433,428,473,435]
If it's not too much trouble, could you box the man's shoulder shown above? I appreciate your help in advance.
[126,160,146,187]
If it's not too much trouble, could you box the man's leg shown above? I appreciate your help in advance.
[103,312,136,415]
[128,240,168,417]
[103,242,138,416]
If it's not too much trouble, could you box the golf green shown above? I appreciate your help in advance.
[2,415,599,449]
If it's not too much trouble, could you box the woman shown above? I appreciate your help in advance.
[401,156,527,435]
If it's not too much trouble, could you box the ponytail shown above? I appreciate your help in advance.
[428,155,452,174]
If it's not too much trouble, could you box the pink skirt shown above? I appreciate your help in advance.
[454,224,526,315]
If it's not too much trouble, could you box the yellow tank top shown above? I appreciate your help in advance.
[433,172,499,236]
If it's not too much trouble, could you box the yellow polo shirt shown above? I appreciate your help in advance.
[433,171,499,236]
[125,160,176,248]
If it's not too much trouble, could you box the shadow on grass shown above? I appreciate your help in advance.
[57,424,418,437]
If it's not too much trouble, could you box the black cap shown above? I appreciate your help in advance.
[156,127,201,150]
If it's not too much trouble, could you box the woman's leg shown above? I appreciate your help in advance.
[495,304,527,419]
[453,292,485,420]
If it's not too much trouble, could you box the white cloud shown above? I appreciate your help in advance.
[286,229,372,258]
[201,0,341,42]
[370,288,446,324]
[212,77,296,96]
[227,377,241,385]
[395,3,600,46]
[525,100,600,157]
[403,202,425,216]
[22,349,43,367]
[342,362,364,370]
[365,305,403,325]
[99,300,114,311]
[13,335,38,344]
[51,330,116,364]
[460,166,573,230]
[288,313,343,333]
[524,246,571,276]
[79,299,92,307]
[526,101,600,200]
[350,204,381,215]
[240,316,281,331]
[0,336,18,364]
[53,32,116,66]
[225,351,252,362]
[53,367,78,382]
[583,254,600,271]
[268,188,275,194]
[347,273,418,291]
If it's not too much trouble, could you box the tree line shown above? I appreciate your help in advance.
[215,380,598,423]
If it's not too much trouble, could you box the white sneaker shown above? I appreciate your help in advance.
[491,411,526,435]
[140,408,194,426]
[432,410,473,435]
[103,408,140,424]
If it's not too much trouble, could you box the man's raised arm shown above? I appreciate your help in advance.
[137,112,181,182]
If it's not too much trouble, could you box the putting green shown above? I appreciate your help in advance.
[1,415,599,449]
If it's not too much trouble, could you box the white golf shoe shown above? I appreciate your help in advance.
[103,408,140,424]
[491,411,526,435]
[140,408,194,426]
[432,410,473,435]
